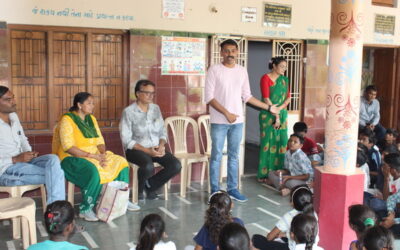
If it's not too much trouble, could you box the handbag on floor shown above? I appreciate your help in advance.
[96,181,129,222]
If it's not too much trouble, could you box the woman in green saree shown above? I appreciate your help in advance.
[258,57,291,181]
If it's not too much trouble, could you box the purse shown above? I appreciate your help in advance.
[96,181,129,223]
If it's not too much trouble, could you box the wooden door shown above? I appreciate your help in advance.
[373,48,396,128]
[394,48,400,131]
[9,25,129,132]
[52,32,87,125]
[91,34,125,128]
[10,30,48,130]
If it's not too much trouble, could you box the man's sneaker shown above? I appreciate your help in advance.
[138,192,145,201]
[145,187,160,200]
[227,189,248,202]
[127,201,140,211]
[79,210,99,222]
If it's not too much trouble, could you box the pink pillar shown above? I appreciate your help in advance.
[315,0,365,249]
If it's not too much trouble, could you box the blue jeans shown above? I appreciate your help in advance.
[209,123,243,193]
[0,154,66,204]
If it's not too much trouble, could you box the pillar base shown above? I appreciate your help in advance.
[314,167,364,250]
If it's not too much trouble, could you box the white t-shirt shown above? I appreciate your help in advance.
[291,243,324,250]
[359,163,370,192]
[389,176,400,194]
[130,241,176,250]
[275,209,320,250]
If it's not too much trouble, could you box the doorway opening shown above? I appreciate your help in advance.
[245,40,304,175]
[362,47,400,130]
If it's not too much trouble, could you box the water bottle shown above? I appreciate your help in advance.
[279,171,283,186]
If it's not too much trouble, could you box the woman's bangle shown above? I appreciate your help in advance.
[267,105,271,112]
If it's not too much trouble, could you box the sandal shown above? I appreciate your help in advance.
[257,178,266,183]
[74,224,85,233]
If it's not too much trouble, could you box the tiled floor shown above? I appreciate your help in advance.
[1,178,400,249]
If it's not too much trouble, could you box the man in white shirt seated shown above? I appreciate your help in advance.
[359,85,386,141]
[0,86,65,204]
[119,80,181,200]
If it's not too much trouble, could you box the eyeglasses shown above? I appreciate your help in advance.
[139,91,155,96]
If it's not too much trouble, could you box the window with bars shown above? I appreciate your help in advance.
[273,40,304,112]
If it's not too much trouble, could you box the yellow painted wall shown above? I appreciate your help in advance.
[0,0,399,45]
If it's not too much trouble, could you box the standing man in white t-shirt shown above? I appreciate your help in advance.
[204,39,278,202]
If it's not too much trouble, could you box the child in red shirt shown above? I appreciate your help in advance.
[293,122,319,167]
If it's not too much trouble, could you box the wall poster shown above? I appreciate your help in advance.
[161,36,206,75]
[162,0,184,19]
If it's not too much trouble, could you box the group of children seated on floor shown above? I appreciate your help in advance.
[349,204,394,250]
[355,127,400,238]
[28,185,394,250]
[25,121,400,249]
[269,121,400,241]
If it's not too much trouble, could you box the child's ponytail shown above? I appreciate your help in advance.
[205,191,233,244]
[305,233,316,250]
[44,201,74,236]
[136,214,165,250]
[348,204,376,234]
[290,185,314,215]
[290,214,318,250]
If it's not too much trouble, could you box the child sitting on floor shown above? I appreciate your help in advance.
[375,144,399,191]
[193,191,243,250]
[252,185,319,250]
[218,222,252,250]
[377,128,398,152]
[133,213,176,250]
[293,122,319,167]
[268,134,313,196]
[362,226,394,250]
[359,130,382,188]
[28,201,88,250]
[290,213,323,250]
[380,153,400,237]
[348,204,377,250]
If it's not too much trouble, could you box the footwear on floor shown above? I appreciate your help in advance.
[73,224,85,233]
[145,187,160,200]
[127,201,141,211]
[79,210,99,222]
[138,192,145,201]
[227,189,248,202]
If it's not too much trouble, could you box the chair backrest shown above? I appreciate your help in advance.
[164,116,201,155]
[197,115,211,155]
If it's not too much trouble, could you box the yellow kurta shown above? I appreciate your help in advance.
[53,114,128,184]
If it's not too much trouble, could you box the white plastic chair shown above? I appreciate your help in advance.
[164,116,208,197]
[197,114,243,192]
[67,181,75,205]
[0,197,37,249]
[197,115,222,193]
[0,185,46,239]
[129,163,169,203]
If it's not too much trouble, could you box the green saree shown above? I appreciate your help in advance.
[258,75,289,179]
